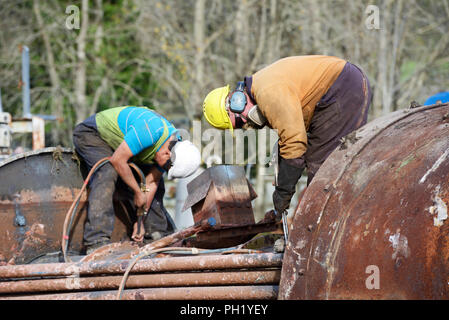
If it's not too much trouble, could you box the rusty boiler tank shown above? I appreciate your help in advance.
[279,102,449,300]
[0,148,129,265]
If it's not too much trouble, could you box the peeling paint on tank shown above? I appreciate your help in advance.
[351,160,386,190]
[295,239,307,249]
[419,148,449,184]
[395,155,415,175]
[313,246,320,259]
[431,195,448,227]
[388,231,410,259]
[428,186,449,227]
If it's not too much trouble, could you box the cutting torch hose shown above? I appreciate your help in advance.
[61,158,146,262]
[116,246,262,300]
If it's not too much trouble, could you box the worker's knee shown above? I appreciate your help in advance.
[90,163,117,186]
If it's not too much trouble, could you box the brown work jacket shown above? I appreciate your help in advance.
[250,55,345,159]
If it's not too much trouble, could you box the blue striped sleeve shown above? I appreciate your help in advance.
[123,116,164,155]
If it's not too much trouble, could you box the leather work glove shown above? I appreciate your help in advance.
[272,155,305,214]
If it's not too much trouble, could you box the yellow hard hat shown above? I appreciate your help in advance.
[202,85,233,133]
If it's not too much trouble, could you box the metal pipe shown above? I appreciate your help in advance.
[1,285,279,300]
[0,88,3,113]
[0,253,283,279]
[81,218,217,265]
[0,270,280,294]
[21,46,31,119]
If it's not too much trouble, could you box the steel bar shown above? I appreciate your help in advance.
[185,221,280,249]
[0,253,283,279]
[139,217,216,252]
[0,270,280,294]
[80,217,217,263]
[1,285,279,300]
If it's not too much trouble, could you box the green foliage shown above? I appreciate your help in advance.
[1,0,448,147]
[0,0,161,146]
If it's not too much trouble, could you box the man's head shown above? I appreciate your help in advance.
[203,82,263,133]
[154,134,201,178]
[154,135,175,169]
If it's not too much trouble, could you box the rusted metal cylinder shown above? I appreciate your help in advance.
[1,285,279,300]
[280,103,449,300]
[0,253,283,279]
[0,270,280,294]
[0,148,129,265]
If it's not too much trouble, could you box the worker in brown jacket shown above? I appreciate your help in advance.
[202,55,372,215]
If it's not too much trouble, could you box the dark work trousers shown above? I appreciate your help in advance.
[296,62,372,185]
[72,123,175,248]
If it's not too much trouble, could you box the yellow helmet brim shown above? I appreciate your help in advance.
[203,85,233,133]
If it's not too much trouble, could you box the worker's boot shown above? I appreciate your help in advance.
[85,240,111,255]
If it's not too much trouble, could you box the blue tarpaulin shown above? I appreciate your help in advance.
[424,91,449,106]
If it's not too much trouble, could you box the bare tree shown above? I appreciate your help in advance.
[33,0,63,143]
[74,0,88,124]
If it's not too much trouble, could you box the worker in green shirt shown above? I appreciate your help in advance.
[73,106,201,254]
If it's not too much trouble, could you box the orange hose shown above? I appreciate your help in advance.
[61,158,146,262]
[61,157,111,262]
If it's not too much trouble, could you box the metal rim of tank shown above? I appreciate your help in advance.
[0,147,74,168]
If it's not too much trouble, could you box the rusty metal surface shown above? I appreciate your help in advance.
[184,221,281,249]
[181,165,260,248]
[0,270,280,294]
[279,103,449,300]
[0,252,282,279]
[9,117,45,151]
[79,241,140,263]
[0,252,282,300]
[2,285,279,300]
[0,148,129,264]
[31,117,45,150]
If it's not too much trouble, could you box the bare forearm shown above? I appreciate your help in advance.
[144,168,162,208]
[144,184,157,209]
[109,141,147,211]
[110,160,141,194]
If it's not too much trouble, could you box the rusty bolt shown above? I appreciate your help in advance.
[395,257,403,270]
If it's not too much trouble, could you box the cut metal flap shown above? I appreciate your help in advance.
[181,170,212,212]
[181,165,258,212]
[247,179,258,201]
